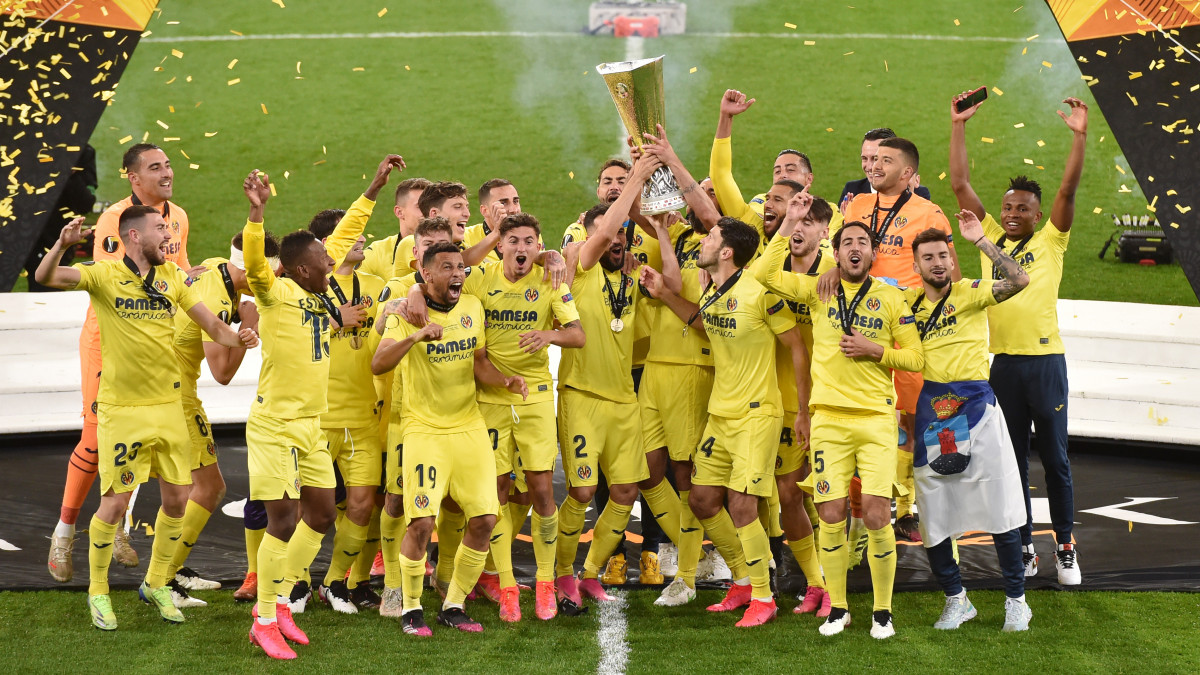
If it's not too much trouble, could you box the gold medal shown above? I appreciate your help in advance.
[349,335,364,350]
[610,318,624,333]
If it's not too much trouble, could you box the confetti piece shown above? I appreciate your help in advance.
[261,103,268,114]
[171,49,183,58]
[884,60,888,72]
[273,0,285,7]
[784,22,796,29]
[569,171,574,179]
[1026,34,1039,41]
[1127,92,1138,106]
[1041,60,1052,68]
[826,127,834,132]
[1129,521,1133,532]
[230,30,243,36]
[405,65,411,70]
[804,40,815,46]
[353,67,365,72]
[228,78,241,86]
[269,182,277,196]
[1096,49,1107,57]
[118,135,132,144]
[284,171,291,179]
[378,8,388,17]
[1022,47,1027,55]
[689,67,697,73]
[954,18,961,26]
[163,137,179,142]
[227,59,238,70]
[1024,158,1034,164]
[189,163,199,169]
[992,87,1003,96]
[313,159,326,166]
[1014,5,1023,11]
[205,131,218,137]
[1093,207,1103,214]
[156,120,168,129]
[1129,71,1142,79]
[981,137,994,143]
[1014,122,1025,128]
[180,149,191,159]
[1037,139,1045,147]
[168,105,175,113]
[1167,189,1177,195]
[843,51,854,56]
[938,172,946,180]
[1177,204,1192,213]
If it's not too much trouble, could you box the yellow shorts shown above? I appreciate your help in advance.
[481,399,557,479]
[324,424,383,488]
[808,409,898,503]
[403,425,499,522]
[384,405,405,496]
[692,412,780,498]
[775,410,805,476]
[639,363,714,461]
[97,401,190,495]
[246,412,335,501]
[559,388,647,488]
[182,396,218,471]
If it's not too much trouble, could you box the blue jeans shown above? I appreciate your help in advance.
[990,353,1073,546]
[926,529,1025,598]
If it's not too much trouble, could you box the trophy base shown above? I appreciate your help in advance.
[640,194,686,215]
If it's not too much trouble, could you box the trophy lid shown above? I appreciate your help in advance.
[595,55,664,76]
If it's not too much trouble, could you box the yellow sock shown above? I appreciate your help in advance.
[445,543,488,608]
[582,501,633,579]
[256,533,289,620]
[145,508,184,589]
[867,526,897,612]
[435,509,466,586]
[555,496,588,578]
[399,552,426,614]
[490,507,516,588]
[698,509,748,580]
[87,515,117,596]
[788,534,824,589]
[279,520,324,599]
[803,495,820,533]
[677,491,701,588]
[349,505,382,589]
[818,519,849,609]
[761,486,784,538]
[167,501,211,578]
[510,501,532,540]
[381,510,407,589]
[640,480,682,547]
[531,509,558,582]
[245,527,265,575]
[736,520,773,600]
[896,447,915,518]
[323,518,368,586]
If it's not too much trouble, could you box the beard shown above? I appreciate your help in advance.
[599,250,624,273]
[926,274,951,290]
[686,209,706,234]
[144,241,166,266]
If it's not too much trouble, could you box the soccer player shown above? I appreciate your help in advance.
[358,177,431,280]
[48,143,194,582]
[554,155,682,614]
[561,159,631,248]
[949,92,1089,585]
[372,242,526,637]
[35,210,255,630]
[165,233,278,608]
[838,128,932,208]
[754,219,925,639]
[904,213,1032,631]
[462,179,545,262]
[837,135,959,543]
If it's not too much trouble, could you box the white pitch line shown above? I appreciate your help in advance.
[595,590,630,675]
[142,30,1052,45]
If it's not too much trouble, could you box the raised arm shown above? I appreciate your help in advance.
[647,212,682,296]
[326,154,405,266]
[642,124,720,232]
[34,217,87,289]
[1050,97,1089,233]
[957,209,1029,302]
[749,221,812,302]
[710,90,758,222]
[949,91,987,220]
[579,155,660,271]
[242,170,276,299]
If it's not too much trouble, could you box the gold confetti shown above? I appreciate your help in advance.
[569,171,574,179]
[804,40,815,46]
[689,67,697,74]
[992,87,1003,96]
[313,159,326,166]
[1022,47,1027,55]
[1177,204,1192,213]
[938,172,946,180]
[156,120,169,129]
[180,149,191,159]
[1167,189,1177,195]
[171,49,184,58]
[843,51,854,56]
[284,171,291,179]
[378,8,388,17]
[1041,60,1052,68]
[163,137,179,142]
[1037,139,1045,147]
[1127,92,1138,106]
[954,18,960,26]
[230,30,244,36]
[1014,122,1025,128]
[227,59,238,70]
[1097,49,1108,57]
[168,105,175,113]
[1024,158,1034,164]
[1026,34,1039,41]
[228,78,241,86]
[261,103,269,114]
[981,137,994,143]
[273,0,285,7]
[118,135,133,144]
[884,60,888,72]
[405,65,411,70]
[189,163,199,169]
[784,22,796,29]
[1129,71,1142,79]
[1093,207,1103,214]
[353,67,365,72]
[204,131,218,137]
[1115,164,1126,174]
[1129,521,1133,532]
[269,182,278,196]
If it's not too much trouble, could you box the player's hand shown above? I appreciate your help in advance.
[185,265,208,280]
[697,267,711,290]
[720,89,755,117]
[784,187,813,226]
[487,200,507,227]
[816,267,841,303]
[364,154,405,200]
[1058,97,1089,134]
[630,153,663,185]
[339,301,366,329]
[517,330,552,354]
[58,217,91,248]
[639,265,665,298]
[238,301,260,332]
[541,249,567,289]
[839,192,853,217]
[641,124,680,166]
[244,170,270,207]
[415,322,443,342]
[793,410,811,450]
[621,249,640,276]
[840,329,883,361]
[626,135,644,163]
[237,327,260,349]
[402,293,429,328]
[666,210,684,228]
[950,90,984,123]
[504,375,529,401]
[956,209,984,244]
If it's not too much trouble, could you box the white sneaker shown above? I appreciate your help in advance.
[819,608,851,636]
[870,610,896,639]
[167,579,207,608]
[175,566,221,591]
[1022,544,1038,577]
[658,543,679,577]
[696,548,731,582]
[1056,543,1081,585]
[653,577,696,607]
[318,580,359,614]
[1002,597,1033,632]
[283,580,311,614]
[933,594,976,629]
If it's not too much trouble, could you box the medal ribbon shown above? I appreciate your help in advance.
[835,278,873,336]
[686,268,743,328]
[992,232,1033,280]
[218,262,241,324]
[122,255,174,316]
[869,189,912,243]
[911,285,953,341]
[603,269,630,322]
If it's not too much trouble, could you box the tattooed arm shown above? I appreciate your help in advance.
[956,209,1029,303]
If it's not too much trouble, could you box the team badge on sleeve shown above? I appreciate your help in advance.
[561,293,573,303]
[767,300,785,315]
[899,315,915,325]
[971,279,982,288]
[379,286,392,302]
[103,236,120,254]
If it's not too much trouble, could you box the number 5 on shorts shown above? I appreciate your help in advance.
[812,449,824,473]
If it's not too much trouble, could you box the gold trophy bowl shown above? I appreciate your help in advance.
[596,55,686,215]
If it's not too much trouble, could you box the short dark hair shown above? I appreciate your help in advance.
[772,178,806,197]
[394,177,432,207]
[911,227,951,255]
[307,209,346,240]
[862,128,896,142]
[808,197,833,227]
[775,149,813,174]
[834,221,876,250]
[416,181,467,217]
[118,204,158,237]
[1007,175,1043,202]
[232,231,280,257]
[478,178,514,204]
[279,230,320,269]
[714,217,760,268]
[582,203,609,233]
[499,212,540,238]
[422,241,462,268]
[122,143,163,172]
[878,137,919,172]
[415,216,453,240]
[597,159,630,183]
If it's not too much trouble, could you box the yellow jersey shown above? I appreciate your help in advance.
[753,233,924,416]
[73,259,200,406]
[383,295,487,434]
[699,273,793,417]
[710,136,766,236]
[903,279,997,384]
[561,221,587,249]
[360,233,400,280]
[324,195,375,269]
[463,222,545,264]
[173,257,241,400]
[475,264,579,405]
[646,223,714,367]
[322,269,386,428]
[980,214,1069,355]
[557,261,641,404]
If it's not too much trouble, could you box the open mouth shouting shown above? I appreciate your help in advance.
[447,280,463,302]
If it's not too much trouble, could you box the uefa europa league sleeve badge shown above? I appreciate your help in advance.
[596,55,686,215]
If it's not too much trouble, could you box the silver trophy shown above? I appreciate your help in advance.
[596,55,686,215]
